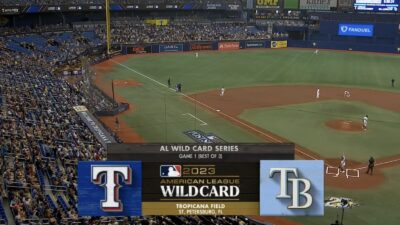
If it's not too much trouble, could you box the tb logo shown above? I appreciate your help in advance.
[91,165,132,212]
[78,161,142,216]
[269,168,312,209]
[259,160,323,216]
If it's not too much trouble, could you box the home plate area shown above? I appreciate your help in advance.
[326,166,360,179]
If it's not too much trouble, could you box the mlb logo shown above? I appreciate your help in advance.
[260,160,324,216]
[78,161,142,216]
[160,165,182,177]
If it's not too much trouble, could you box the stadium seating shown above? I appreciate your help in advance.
[0,20,267,224]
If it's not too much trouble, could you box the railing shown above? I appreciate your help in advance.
[43,185,67,192]
[18,218,50,225]
[5,182,31,189]
[61,218,82,225]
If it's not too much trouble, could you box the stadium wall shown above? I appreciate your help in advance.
[291,20,400,53]
[121,39,283,54]
[288,39,399,53]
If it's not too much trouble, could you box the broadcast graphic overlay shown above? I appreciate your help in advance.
[260,160,324,216]
[107,143,294,215]
[78,161,142,216]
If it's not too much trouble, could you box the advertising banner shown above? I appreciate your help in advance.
[271,40,288,48]
[300,0,336,10]
[159,44,183,52]
[218,42,240,50]
[245,41,266,48]
[190,42,214,51]
[73,106,116,147]
[337,0,354,10]
[0,6,21,14]
[338,23,374,37]
[204,3,225,9]
[227,4,242,10]
[184,130,226,143]
[145,19,169,26]
[255,0,281,9]
[131,46,148,54]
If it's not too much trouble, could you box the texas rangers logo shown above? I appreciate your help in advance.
[78,161,142,216]
[260,160,324,216]
[91,165,132,211]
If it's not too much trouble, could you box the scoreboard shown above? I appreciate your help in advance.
[354,0,399,11]
[78,144,324,216]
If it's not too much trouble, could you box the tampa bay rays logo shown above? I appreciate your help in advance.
[91,165,132,212]
[269,168,312,209]
[260,160,323,216]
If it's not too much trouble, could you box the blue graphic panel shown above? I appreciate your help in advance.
[78,161,142,216]
[338,24,374,37]
[260,160,324,216]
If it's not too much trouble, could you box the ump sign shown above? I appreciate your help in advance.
[260,160,324,216]
[338,24,374,37]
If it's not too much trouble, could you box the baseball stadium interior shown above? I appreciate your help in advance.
[1,0,400,225]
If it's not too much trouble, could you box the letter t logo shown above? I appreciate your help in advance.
[91,165,132,212]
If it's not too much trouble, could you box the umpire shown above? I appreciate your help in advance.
[366,156,375,175]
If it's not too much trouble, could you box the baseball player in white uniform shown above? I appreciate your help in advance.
[362,115,368,130]
[316,88,320,99]
[339,154,346,173]
[344,90,351,98]
[195,52,199,58]
[220,87,225,96]
[314,49,319,54]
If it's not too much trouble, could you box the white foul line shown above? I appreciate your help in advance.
[111,59,169,88]
[354,158,400,170]
[182,113,207,126]
[111,59,329,164]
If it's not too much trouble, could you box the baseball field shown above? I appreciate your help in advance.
[93,48,400,225]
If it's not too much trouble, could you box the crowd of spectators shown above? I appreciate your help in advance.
[0,18,274,224]
[0,27,121,224]
[0,48,106,224]
[0,24,71,37]
[74,22,271,44]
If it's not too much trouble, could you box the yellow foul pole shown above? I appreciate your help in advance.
[105,0,111,55]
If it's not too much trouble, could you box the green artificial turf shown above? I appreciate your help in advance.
[290,166,400,225]
[100,49,400,225]
[116,49,400,93]
[239,100,400,161]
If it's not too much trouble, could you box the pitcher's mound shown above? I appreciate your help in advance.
[325,120,363,132]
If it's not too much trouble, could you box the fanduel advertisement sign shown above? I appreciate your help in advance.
[338,24,374,37]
